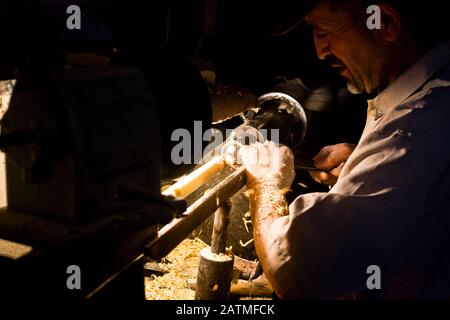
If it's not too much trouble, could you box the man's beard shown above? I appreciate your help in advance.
[346,81,363,95]
[326,56,364,95]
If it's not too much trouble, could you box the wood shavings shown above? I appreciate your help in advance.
[239,238,254,248]
[298,182,308,188]
[242,211,252,234]
[146,239,271,300]
[145,238,207,300]
[201,247,233,262]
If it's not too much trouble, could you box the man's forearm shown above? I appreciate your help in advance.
[248,182,289,226]
[248,182,290,298]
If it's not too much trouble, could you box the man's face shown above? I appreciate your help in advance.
[305,1,387,94]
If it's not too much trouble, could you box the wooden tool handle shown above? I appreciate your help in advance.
[162,157,225,199]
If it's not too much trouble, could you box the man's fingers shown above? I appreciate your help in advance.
[259,144,271,166]
[240,142,295,189]
[311,171,337,186]
[313,143,355,170]
[313,146,337,170]
[310,170,329,184]
[240,144,258,166]
[309,161,345,186]
[312,147,330,164]
[240,141,289,167]
[329,162,345,177]
[279,145,294,160]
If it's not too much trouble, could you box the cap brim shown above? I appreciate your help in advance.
[261,0,321,36]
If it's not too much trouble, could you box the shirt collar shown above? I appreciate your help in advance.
[367,39,450,119]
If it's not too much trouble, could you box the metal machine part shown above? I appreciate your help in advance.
[201,92,307,167]
[209,92,308,167]
[273,77,334,112]
[149,92,308,261]
[209,84,257,124]
[250,92,308,147]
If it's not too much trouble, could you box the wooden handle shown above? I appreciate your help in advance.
[162,157,225,199]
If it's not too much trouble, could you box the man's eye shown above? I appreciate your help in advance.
[315,31,328,38]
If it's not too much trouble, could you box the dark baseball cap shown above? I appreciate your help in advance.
[260,0,322,35]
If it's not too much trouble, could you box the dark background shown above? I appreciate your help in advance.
[1,0,367,173]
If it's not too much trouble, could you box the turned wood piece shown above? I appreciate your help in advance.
[210,201,231,254]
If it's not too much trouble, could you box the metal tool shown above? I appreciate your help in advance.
[295,165,321,171]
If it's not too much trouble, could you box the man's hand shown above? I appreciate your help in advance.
[310,143,356,186]
[240,141,295,190]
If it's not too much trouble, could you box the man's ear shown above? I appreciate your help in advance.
[378,3,401,42]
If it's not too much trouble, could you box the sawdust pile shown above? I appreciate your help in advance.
[145,238,208,300]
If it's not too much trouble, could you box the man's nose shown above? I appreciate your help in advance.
[313,34,332,60]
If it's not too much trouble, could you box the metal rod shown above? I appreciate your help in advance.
[295,165,321,172]
[145,166,246,260]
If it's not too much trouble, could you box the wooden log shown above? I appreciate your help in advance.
[210,201,231,254]
[189,274,273,298]
[195,247,234,300]
[229,276,273,297]
[234,255,258,279]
